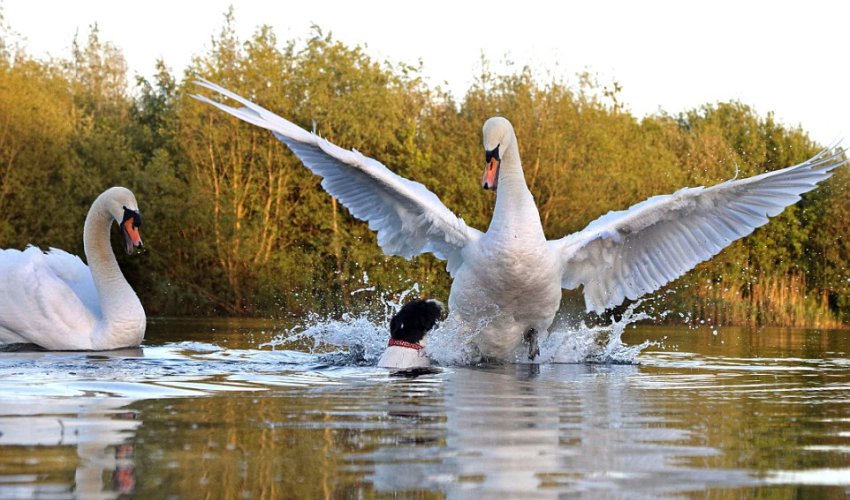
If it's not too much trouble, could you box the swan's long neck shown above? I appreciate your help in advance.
[488,138,545,241]
[83,195,144,343]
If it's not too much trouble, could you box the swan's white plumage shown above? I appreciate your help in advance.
[41,248,102,317]
[0,247,98,346]
[0,187,146,350]
[195,80,846,361]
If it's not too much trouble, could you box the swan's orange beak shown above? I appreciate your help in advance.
[122,217,143,255]
[483,146,501,191]
[482,157,500,191]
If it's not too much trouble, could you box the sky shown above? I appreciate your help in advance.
[3,0,849,146]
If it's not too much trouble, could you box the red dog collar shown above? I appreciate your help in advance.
[388,339,424,350]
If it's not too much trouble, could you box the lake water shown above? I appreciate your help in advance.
[0,317,848,498]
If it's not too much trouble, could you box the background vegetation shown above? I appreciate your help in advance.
[1,10,847,326]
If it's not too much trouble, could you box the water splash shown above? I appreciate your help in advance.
[261,285,423,365]
[262,311,389,366]
[425,306,500,366]
[263,288,657,366]
[542,302,658,364]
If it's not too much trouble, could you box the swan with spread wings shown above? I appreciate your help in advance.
[194,79,845,361]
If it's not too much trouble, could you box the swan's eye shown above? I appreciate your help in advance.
[485,144,500,163]
[122,206,142,228]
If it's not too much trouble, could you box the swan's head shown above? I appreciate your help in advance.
[101,187,143,255]
[481,117,515,191]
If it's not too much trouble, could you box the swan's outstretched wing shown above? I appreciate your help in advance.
[193,79,481,275]
[0,247,98,347]
[550,147,846,313]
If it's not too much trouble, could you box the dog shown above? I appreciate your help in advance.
[377,299,444,369]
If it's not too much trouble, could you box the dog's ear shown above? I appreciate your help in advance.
[390,314,402,337]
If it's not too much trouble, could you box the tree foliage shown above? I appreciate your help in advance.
[1,11,847,325]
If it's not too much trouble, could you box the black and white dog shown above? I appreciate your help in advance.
[377,299,444,369]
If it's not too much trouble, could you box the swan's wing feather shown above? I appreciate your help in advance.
[551,146,846,313]
[0,247,98,347]
[43,248,102,317]
[192,79,481,274]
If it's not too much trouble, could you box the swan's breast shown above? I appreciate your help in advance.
[452,236,562,323]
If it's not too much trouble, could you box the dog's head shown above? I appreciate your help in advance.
[389,299,444,343]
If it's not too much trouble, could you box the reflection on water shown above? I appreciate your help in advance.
[0,397,139,498]
[0,320,849,498]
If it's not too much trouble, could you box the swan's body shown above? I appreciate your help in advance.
[0,187,145,350]
[449,132,562,358]
[195,79,846,361]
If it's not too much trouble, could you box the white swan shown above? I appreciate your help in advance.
[0,187,146,350]
[194,79,846,361]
